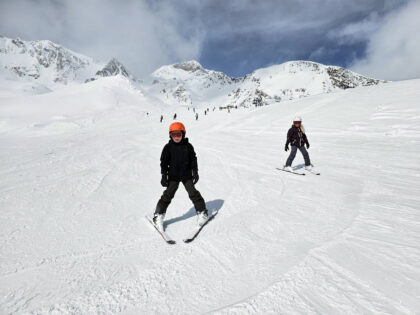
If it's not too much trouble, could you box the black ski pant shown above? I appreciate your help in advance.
[155,179,206,215]
[285,145,311,167]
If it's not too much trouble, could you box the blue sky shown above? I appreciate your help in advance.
[1,0,419,80]
[173,0,388,77]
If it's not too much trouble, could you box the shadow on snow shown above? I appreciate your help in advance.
[165,199,224,227]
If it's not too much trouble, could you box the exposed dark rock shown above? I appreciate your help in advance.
[96,58,130,78]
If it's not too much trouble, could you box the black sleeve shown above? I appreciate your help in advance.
[286,128,292,146]
[189,143,198,172]
[160,144,170,175]
[303,133,309,145]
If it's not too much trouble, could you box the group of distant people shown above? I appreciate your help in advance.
[159,106,220,123]
[157,105,246,124]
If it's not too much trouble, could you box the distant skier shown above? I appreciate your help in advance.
[195,113,198,120]
[152,122,208,230]
[283,116,312,171]
[160,115,163,123]
[173,113,177,120]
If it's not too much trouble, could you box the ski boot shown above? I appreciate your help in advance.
[283,165,293,172]
[197,210,209,227]
[153,213,165,231]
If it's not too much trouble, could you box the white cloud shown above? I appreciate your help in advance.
[328,12,382,44]
[1,0,415,79]
[351,0,420,80]
[0,0,204,78]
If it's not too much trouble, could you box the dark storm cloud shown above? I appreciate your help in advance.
[0,0,416,80]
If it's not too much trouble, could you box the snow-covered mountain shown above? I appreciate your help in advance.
[142,60,239,107]
[86,58,136,83]
[144,60,385,108]
[0,35,133,90]
[1,35,384,107]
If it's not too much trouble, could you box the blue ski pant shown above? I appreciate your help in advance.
[285,145,311,167]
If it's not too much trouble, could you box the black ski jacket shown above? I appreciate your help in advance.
[160,138,198,181]
[285,125,309,148]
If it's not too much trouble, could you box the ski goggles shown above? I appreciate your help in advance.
[170,131,183,137]
[293,121,301,124]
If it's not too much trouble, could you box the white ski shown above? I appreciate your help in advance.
[305,168,320,175]
[276,167,305,175]
[183,210,219,243]
[145,216,176,244]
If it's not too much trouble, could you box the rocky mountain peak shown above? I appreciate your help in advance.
[172,60,203,72]
[0,35,98,85]
[96,58,129,78]
[84,58,133,83]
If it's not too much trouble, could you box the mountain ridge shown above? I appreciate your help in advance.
[1,35,386,107]
[146,59,385,108]
[0,35,133,88]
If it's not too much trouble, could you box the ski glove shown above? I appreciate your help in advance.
[306,142,310,149]
[160,174,169,187]
[192,170,199,185]
[284,144,289,152]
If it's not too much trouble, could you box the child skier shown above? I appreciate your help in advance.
[284,116,312,171]
[153,122,208,230]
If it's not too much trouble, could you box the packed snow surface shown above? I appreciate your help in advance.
[0,76,419,314]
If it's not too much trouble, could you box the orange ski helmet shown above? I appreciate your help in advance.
[169,122,185,132]
[169,122,186,134]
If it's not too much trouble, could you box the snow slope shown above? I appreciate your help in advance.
[0,76,419,314]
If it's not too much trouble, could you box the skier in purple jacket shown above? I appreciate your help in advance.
[283,116,312,171]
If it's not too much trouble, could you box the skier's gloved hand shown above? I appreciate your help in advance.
[160,174,169,187]
[192,170,199,185]
[306,142,310,149]
[284,144,289,152]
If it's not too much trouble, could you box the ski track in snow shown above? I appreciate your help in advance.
[0,79,420,314]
